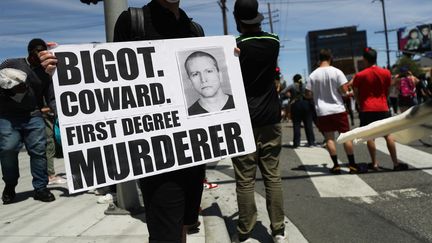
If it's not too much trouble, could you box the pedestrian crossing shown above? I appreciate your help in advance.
[293,147,378,198]
[291,139,432,203]
[375,138,432,175]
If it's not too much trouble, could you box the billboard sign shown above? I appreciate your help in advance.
[398,24,432,53]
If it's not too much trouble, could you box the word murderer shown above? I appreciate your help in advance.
[69,122,245,190]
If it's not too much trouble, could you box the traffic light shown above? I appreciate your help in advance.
[80,0,103,5]
[275,67,281,81]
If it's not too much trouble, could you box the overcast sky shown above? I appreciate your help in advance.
[0,0,431,84]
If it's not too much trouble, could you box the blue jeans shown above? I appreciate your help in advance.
[0,115,48,190]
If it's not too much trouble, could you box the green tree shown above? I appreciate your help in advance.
[393,56,423,77]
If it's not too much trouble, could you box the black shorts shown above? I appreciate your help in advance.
[359,111,390,127]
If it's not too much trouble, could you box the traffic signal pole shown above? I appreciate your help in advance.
[101,0,142,214]
[103,0,128,42]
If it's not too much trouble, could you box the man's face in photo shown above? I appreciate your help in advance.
[186,56,222,98]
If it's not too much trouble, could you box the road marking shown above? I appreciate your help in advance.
[375,138,432,175]
[294,147,378,198]
[347,188,430,204]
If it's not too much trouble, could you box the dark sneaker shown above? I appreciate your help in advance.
[367,163,380,171]
[2,186,16,204]
[394,163,409,171]
[329,166,342,174]
[34,188,55,202]
[349,164,368,174]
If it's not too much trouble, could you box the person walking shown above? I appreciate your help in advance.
[396,67,419,113]
[233,0,287,242]
[352,47,408,171]
[287,74,315,148]
[306,49,364,174]
[0,38,56,204]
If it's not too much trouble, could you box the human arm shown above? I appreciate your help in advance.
[340,78,353,97]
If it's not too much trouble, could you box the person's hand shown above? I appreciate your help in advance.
[234,47,240,57]
[39,42,58,76]
[41,107,51,114]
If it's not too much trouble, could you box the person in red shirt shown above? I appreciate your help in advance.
[353,47,408,171]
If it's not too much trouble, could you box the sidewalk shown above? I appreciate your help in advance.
[0,152,307,243]
[0,151,208,243]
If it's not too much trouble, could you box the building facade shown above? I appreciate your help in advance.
[306,26,367,75]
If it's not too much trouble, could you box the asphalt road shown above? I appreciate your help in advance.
[218,118,432,243]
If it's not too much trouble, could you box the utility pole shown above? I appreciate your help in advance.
[81,0,142,214]
[374,0,390,69]
[103,0,142,214]
[103,0,128,42]
[219,0,228,35]
[267,3,274,33]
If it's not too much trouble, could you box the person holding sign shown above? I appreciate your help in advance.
[39,1,205,242]
[0,38,56,204]
[233,0,287,242]
[184,50,235,116]
[115,1,206,243]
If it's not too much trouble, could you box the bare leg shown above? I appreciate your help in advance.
[367,139,379,167]
[385,134,398,165]
[324,132,336,156]
[343,140,354,155]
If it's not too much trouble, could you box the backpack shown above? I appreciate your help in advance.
[128,6,204,40]
[399,77,416,97]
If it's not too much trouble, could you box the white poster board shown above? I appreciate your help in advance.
[52,36,255,193]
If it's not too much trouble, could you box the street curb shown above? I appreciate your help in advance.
[201,190,231,243]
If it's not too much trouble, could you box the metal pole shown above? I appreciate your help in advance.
[380,0,391,68]
[103,0,142,213]
[103,0,128,42]
[220,0,228,35]
[429,23,432,51]
[267,3,274,33]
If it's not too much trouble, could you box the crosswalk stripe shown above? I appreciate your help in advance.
[294,147,378,198]
[375,138,432,175]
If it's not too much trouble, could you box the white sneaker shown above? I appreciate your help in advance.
[273,234,288,243]
[48,176,67,185]
[97,193,114,204]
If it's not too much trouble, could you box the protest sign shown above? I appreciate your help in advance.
[52,36,255,193]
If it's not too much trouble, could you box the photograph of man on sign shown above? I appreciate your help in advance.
[179,48,235,116]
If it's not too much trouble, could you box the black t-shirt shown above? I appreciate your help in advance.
[236,31,281,127]
[188,94,235,116]
[112,0,206,180]
[114,0,197,42]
